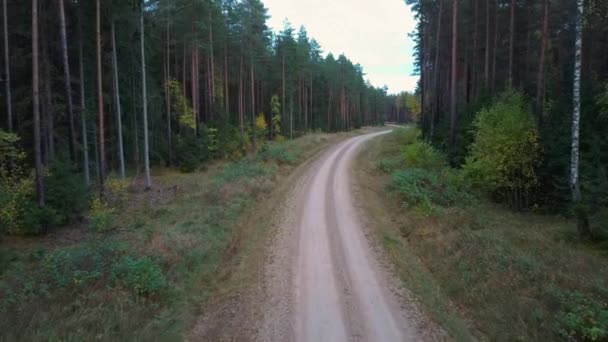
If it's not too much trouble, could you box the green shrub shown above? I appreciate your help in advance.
[0,240,127,313]
[555,290,608,341]
[0,133,68,235]
[463,91,540,208]
[259,141,301,165]
[88,198,117,232]
[214,159,269,185]
[175,133,210,173]
[389,168,472,208]
[45,160,88,225]
[376,157,403,173]
[403,141,446,171]
[0,173,36,235]
[255,114,268,143]
[214,123,243,159]
[111,255,167,296]
[207,127,220,158]
[40,245,106,291]
[393,127,421,146]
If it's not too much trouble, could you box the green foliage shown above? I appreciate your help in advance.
[389,168,472,210]
[0,241,124,312]
[255,114,268,142]
[376,157,403,173]
[216,124,243,159]
[111,255,167,296]
[214,159,269,186]
[88,198,117,232]
[0,133,32,235]
[393,127,421,146]
[207,128,219,158]
[403,142,446,171]
[104,177,130,206]
[597,83,608,120]
[40,245,107,291]
[44,160,88,225]
[555,290,608,341]
[0,130,24,169]
[175,132,210,173]
[271,95,282,136]
[0,172,36,235]
[0,136,77,235]
[380,128,472,211]
[166,79,195,130]
[258,141,301,165]
[463,92,540,208]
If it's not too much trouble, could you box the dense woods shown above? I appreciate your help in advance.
[0,0,409,235]
[408,0,608,235]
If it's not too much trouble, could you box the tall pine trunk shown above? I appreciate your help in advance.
[192,44,198,134]
[58,0,76,161]
[165,20,172,166]
[32,0,44,208]
[571,0,589,236]
[3,0,11,132]
[140,7,151,190]
[250,57,255,150]
[79,7,90,185]
[208,8,215,120]
[449,0,458,147]
[432,0,443,139]
[420,21,428,134]
[224,41,229,116]
[484,0,490,88]
[491,0,499,93]
[42,29,54,162]
[282,53,285,135]
[508,0,515,88]
[535,0,549,120]
[472,0,479,99]
[310,71,313,131]
[238,54,244,151]
[96,0,105,194]
[111,20,125,179]
[327,82,332,132]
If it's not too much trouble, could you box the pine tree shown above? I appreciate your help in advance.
[58,0,76,161]
[32,0,44,208]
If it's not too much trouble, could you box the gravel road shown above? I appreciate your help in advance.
[258,130,424,342]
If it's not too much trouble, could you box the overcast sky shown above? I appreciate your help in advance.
[262,0,418,94]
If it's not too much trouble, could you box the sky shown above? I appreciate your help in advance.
[262,0,419,94]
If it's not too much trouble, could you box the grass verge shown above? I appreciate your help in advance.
[0,131,362,340]
[355,128,608,341]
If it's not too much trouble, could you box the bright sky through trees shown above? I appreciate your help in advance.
[263,0,418,94]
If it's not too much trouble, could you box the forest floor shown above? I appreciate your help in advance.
[0,129,371,340]
[353,130,608,341]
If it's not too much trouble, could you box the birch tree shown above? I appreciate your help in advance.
[571,0,589,236]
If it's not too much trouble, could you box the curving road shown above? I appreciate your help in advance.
[260,130,421,342]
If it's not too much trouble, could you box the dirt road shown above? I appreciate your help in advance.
[259,130,425,342]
